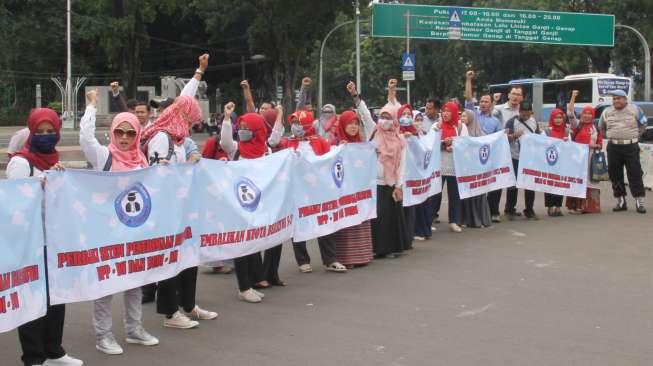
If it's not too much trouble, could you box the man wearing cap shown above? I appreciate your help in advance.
[599,89,647,213]
[504,101,540,220]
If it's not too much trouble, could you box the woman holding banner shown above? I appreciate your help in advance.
[397,104,418,248]
[371,105,408,257]
[78,90,160,355]
[437,102,468,233]
[220,102,287,302]
[566,91,603,213]
[543,108,569,217]
[460,110,492,228]
[7,108,83,366]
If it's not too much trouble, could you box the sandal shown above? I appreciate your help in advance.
[253,281,270,289]
[325,262,347,273]
[270,279,287,287]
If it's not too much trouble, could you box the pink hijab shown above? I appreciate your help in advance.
[373,105,406,186]
[108,112,149,171]
[141,95,201,146]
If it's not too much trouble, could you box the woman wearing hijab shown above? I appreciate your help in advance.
[566,98,603,214]
[7,108,83,366]
[141,95,218,329]
[269,110,347,273]
[314,103,339,145]
[79,90,158,355]
[371,105,408,257]
[326,110,374,268]
[460,110,492,228]
[220,103,286,303]
[437,102,468,233]
[543,108,569,217]
[395,104,418,248]
[412,111,437,240]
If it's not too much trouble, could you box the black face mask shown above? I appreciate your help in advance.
[30,133,58,153]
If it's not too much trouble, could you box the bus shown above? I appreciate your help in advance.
[489,73,633,122]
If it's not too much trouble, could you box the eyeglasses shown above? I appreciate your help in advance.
[114,129,137,138]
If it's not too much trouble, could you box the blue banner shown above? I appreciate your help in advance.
[44,165,200,305]
[402,131,442,207]
[516,134,589,198]
[195,150,295,262]
[453,131,515,199]
[292,143,377,242]
[0,179,47,333]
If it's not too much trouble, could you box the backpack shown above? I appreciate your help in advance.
[141,131,174,166]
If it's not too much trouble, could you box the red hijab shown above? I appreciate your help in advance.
[397,104,418,135]
[260,109,277,137]
[142,95,201,146]
[573,106,601,145]
[336,110,361,143]
[237,113,268,159]
[548,108,567,139]
[14,108,61,171]
[108,113,149,171]
[441,102,460,140]
[288,110,315,137]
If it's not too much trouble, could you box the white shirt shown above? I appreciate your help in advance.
[354,99,377,142]
[79,105,111,170]
[7,128,30,155]
[6,156,43,179]
[439,123,469,177]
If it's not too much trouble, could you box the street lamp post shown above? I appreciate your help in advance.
[354,0,361,95]
[616,24,651,101]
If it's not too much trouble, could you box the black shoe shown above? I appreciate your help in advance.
[523,210,539,220]
[613,200,628,212]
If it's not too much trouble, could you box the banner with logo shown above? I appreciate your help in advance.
[44,165,200,305]
[516,134,589,198]
[453,131,515,199]
[194,150,295,262]
[0,179,47,333]
[402,130,442,207]
[292,143,377,242]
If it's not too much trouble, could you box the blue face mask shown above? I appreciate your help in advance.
[238,129,253,142]
[291,123,305,138]
[30,133,58,153]
[399,116,413,126]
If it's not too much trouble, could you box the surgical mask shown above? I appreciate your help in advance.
[291,123,305,138]
[379,119,393,130]
[399,116,413,126]
[238,129,253,142]
[30,133,58,153]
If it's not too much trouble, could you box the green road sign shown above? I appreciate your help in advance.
[372,3,615,47]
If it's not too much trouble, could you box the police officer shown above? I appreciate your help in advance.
[599,89,647,213]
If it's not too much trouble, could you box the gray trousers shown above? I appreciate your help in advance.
[93,287,142,340]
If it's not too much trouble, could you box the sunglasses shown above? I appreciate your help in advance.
[114,129,137,138]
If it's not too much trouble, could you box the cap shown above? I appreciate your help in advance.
[607,89,627,98]
[519,101,533,111]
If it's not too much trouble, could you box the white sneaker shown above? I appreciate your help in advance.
[43,354,83,366]
[413,236,425,241]
[298,264,312,273]
[95,335,123,355]
[252,289,265,298]
[449,223,462,233]
[125,326,159,346]
[163,311,199,329]
[186,305,218,320]
[431,226,437,231]
[238,288,262,303]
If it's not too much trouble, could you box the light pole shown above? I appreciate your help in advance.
[354,0,361,95]
[616,24,651,101]
[64,0,73,128]
[318,19,370,111]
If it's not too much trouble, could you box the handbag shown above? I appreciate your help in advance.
[590,151,609,182]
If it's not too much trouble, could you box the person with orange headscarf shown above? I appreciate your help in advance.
[543,108,569,216]
[79,90,158,355]
[7,108,83,366]
[566,90,604,214]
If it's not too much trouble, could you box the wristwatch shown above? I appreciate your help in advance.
[195,68,204,75]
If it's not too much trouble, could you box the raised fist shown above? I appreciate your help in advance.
[466,70,476,80]
[302,77,312,87]
[388,79,397,90]
[240,80,250,89]
[275,104,283,116]
[346,81,358,96]
[224,101,235,115]
[198,53,209,71]
[86,89,98,105]
[110,81,119,92]
[571,90,580,98]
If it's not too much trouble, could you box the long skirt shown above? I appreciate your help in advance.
[371,185,407,256]
[461,194,492,228]
[566,187,601,213]
[332,220,374,267]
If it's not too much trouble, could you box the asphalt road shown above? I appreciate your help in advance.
[1,185,652,366]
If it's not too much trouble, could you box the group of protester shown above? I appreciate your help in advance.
[4,54,648,366]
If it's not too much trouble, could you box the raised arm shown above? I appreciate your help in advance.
[79,89,110,170]
[296,77,312,111]
[347,81,375,141]
[568,90,580,129]
[219,102,238,156]
[109,81,128,112]
[180,53,209,97]
[465,70,475,102]
[267,105,285,147]
[241,80,256,113]
[387,78,400,106]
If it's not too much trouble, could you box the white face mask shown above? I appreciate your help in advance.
[379,118,393,130]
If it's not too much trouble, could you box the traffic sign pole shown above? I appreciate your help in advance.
[406,10,411,105]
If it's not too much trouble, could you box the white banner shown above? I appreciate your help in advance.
[292,143,377,242]
[453,131,515,199]
[516,134,589,198]
[0,179,47,333]
[402,131,442,207]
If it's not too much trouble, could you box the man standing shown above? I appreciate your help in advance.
[599,89,647,213]
[465,71,503,222]
[505,101,539,220]
[422,98,442,133]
